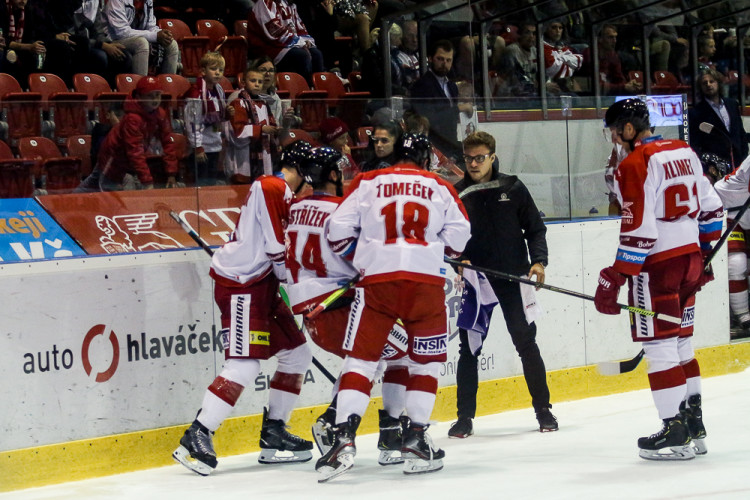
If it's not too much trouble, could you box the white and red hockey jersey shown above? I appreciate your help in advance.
[543,41,583,80]
[327,164,471,286]
[210,175,293,286]
[284,194,357,314]
[224,90,276,178]
[246,0,316,64]
[612,136,724,276]
[713,154,750,228]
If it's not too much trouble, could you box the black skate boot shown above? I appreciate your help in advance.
[311,404,336,455]
[680,394,707,455]
[536,407,559,432]
[401,419,445,475]
[377,409,404,465]
[637,415,695,461]
[258,407,313,464]
[172,420,218,476]
[316,414,361,483]
[448,417,473,438]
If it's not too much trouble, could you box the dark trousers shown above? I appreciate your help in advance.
[456,280,551,418]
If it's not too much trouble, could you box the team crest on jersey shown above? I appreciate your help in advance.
[621,202,634,225]
[412,334,448,356]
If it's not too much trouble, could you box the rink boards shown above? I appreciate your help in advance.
[1,218,748,492]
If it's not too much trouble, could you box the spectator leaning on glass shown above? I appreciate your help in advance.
[449,131,557,438]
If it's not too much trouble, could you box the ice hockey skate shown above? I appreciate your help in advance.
[681,394,707,455]
[172,420,218,476]
[316,415,361,483]
[258,407,313,464]
[401,419,445,475]
[637,415,695,461]
[311,405,336,455]
[377,409,404,465]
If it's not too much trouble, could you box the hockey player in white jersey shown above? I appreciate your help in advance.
[283,146,410,466]
[173,140,314,476]
[316,134,472,481]
[595,99,723,460]
[712,153,750,337]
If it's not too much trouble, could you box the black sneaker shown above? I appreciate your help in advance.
[536,407,558,432]
[447,417,473,438]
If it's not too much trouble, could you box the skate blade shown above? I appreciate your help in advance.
[638,445,696,461]
[403,457,444,475]
[172,445,215,476]
[378,449,405,466]
[692,438,707,455]
[258,449,313,464]
[317,454,355,483]
[312,422,334,455]
[539,426,559,433]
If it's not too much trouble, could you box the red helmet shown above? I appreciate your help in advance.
[134,76,162,96]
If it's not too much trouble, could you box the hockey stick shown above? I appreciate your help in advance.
[597,349,645,375]
[702,194,750,271]
[170,210,216,256]
[444,258,682,325]
[170,210,338,383]
[304,276,360,321]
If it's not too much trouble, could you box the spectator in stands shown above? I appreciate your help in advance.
[252,56,300,129]
[331,0,378,53]
[689,69,748,170]
[74,0,132,88]
[455,31,505,87]
[360,21,406,100]
[185,52,227,186]
[542,19,583,95]
[501,22,539,97]
[410,39,461,162]
[359,119,401,172]
[247,0,324,85]
[395,19,420,91]
[224,66,279,183]
[319,116,356,179]
[103,0,179,76]
[697,35,717,73]
[96,76,178,190]
[0,0,46,86]
[74,101,125,193]
[582,25,642,96]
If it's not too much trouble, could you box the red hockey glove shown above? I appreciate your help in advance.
[697,249,714,292]
[594,267,627,315]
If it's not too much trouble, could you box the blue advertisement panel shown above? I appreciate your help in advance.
[0,198,86,262]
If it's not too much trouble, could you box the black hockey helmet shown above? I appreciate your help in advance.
[700,152,732,179]
[299,146,344,194]
[396,133,432,169]
[279,140,313,171]
[604,98,651,135]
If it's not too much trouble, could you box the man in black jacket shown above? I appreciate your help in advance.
[448,131,557,437]
[688,69,749,170]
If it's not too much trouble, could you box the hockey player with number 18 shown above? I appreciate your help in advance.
[317,134,471,482]
[595,98,723,461]
[172,140,314,476]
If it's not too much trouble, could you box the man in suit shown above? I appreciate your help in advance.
[688,68,748,170]
[410,39,461,162]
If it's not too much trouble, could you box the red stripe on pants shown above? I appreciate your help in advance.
[407,374,438,394]
[339,371,372,396]
[383,367,409,386]
[270,372,303,395]
[682,358,701,379]
[208,376,244,406]
[648,365,687,391]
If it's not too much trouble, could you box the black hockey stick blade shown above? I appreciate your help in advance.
[597,349,645,376]
[170,210,215,257]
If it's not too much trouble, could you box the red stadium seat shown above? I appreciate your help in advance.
[196,20,247,78]
[234,20,248,37]
[116,73,142,95]
[28,73,88,145]
[0,138,36,198]
[18,136,82,194]
[652,70,690,94]
[73,73,127,124]
[65,135,92,177]
[158,19,210,78]
[279,128,319,148]
[0,73,42,147]
[312,72,370,130]
[276,72,327,132]
[156,74,192,132]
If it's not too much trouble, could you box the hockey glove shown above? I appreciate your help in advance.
[697,248,714,292]
[594,267,626,315]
